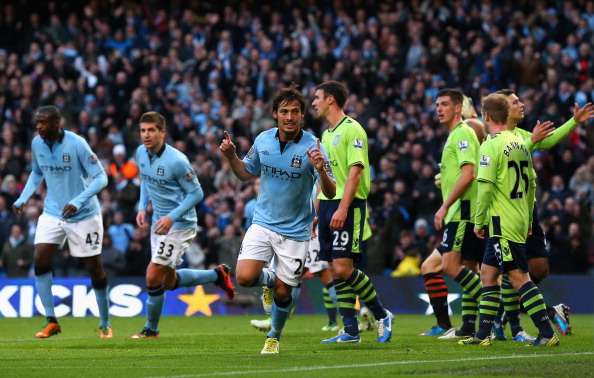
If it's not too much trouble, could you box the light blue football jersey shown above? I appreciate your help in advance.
[136,143,202,230]
[16,130,106,222]
[243,128,333,241]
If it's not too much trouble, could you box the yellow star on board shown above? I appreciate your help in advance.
[178,286,220,316]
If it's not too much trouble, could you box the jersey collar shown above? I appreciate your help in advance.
[274,128,304,143]
[147,143,167,158]
[43,128,65,145]
[330,116,349,132]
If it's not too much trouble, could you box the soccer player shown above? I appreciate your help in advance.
[130,111,235,339]
[420,117,486,337]
[312,80,393,344]
[460,93,559,346]
[428,89,484,340]
[12,105,112,338]
[494,90,594,336]
[220,84,335,354]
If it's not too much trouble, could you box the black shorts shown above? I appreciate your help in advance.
[526,207,547,259]
[318,198,365,263]
[437,221,484,262]
[483,237,528,273]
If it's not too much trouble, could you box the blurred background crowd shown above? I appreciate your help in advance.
[1,0,593,279]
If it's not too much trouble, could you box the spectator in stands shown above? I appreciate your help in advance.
[0,224,34,277]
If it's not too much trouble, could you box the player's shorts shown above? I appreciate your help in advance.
[437,221,484,262]
[238,223,308,287]
[526,207,547,259]
[35,212,103,257]
[305,232,329,274]
[483,237,528,273]
[150,228,196,269]
[318,198,365,263]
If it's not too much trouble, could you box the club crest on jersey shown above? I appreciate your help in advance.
[333,135,340,145]
[458,140,469,151]
[157,166,165,176]
[184,171,195,182]
[62,153,71,163]
[480,155,491,167]
[354,139,364,150]
[89,154,98,164]
[291,155,303,168]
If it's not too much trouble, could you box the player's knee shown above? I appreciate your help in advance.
[441,262,458,279]
[235,272,256,287]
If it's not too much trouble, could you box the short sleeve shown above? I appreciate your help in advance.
[346,127,367,169]
[454,127,478,168]
[242,138,261,175]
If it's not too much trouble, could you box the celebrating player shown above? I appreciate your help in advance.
[220,84,335,354]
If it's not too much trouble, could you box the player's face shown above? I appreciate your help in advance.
[312,89,330,119]
[140,121,165,153]
[506,94,524,123]
[273,100,303,141]
[435,96,460,126]
[35,112,60,141]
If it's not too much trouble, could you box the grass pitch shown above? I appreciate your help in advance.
[1,314,592,377]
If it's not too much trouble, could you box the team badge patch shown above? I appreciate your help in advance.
[333,135,340,145]
[354,139,364,150]
[184,171,195,182]
[246,147,254,159]
[480,155,491,167]
[89,154,98,164]
[157,166,165,176]
[62,153,71,163]
[291,155,303,168]
[458,140,468,151]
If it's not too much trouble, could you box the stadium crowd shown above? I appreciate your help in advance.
[0,0,593,278]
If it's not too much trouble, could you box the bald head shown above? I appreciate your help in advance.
[465,118,486,144]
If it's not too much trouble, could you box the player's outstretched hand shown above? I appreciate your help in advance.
[530,120,555,144]
[434,163,442,189]
[12,203,24,216]
[136,209,148,229]
[307,139,325,171]
[220,131,236,159]
[154,216,173,235]
[573,102,594,124]
[474,227,485,239]
[62,204,78,220]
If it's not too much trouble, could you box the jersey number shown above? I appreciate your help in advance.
[333,231,350,247]
[158,242,174,257]
[508,160,529,200]
[85,232,100,246]
[293,258,304,275]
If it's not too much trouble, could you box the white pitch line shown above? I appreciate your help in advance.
[159,351,594,377]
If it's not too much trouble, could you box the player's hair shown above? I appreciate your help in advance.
[140,111,167,131]
[36,105,61,121]
[461,95,478,120]
[315,80,348,109]
[481,93,510,124]
[272,83,305,113]
[494,89,515,97]
[436,88,464,106]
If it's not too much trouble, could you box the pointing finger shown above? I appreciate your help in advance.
[224,131,231,141]
[317,138,320,149]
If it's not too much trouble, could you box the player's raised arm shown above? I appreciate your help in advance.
[307,139,335,199]
[220,131,255,182]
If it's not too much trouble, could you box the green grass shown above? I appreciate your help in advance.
[0,314,592,377]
